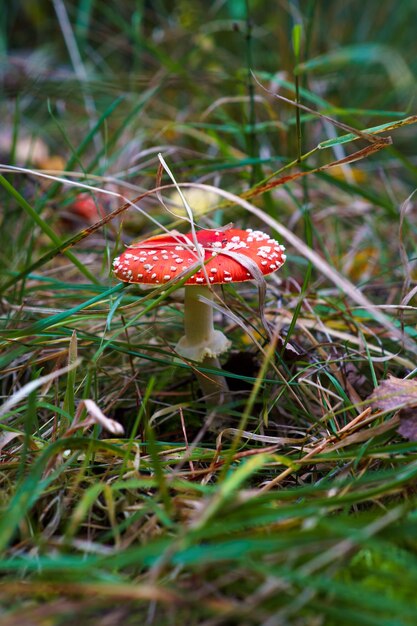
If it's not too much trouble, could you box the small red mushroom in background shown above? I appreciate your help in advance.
[113,226,286,406]
[69,194,103,224]
[58,193,107,230]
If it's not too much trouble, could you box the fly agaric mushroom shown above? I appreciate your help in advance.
[113,227,286,402]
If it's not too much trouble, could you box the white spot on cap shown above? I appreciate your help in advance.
[175,258,184,263]
[151,273,157,279]
[163,275,171,280]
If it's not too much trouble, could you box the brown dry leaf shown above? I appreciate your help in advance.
[397,408,417,441]
[369,376,417,441]
[245,136,393,201]
[369,376,417,412]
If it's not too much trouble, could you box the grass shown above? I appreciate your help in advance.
[1,1,417,624]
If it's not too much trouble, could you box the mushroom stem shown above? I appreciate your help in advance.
[176,285,231,405]
[183,285,216,346]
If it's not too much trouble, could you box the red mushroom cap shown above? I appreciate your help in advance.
[70,194,102,224]
[113,227,286,285]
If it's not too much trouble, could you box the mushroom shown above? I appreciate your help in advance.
[113,227,286,403]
